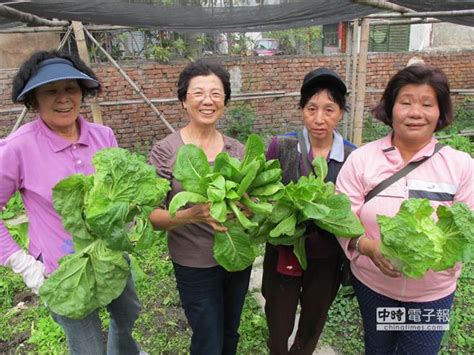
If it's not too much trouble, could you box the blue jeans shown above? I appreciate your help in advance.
[353,276,454,355]
[51,275,141,355]
[173,262,252,355]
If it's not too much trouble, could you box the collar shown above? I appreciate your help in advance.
[380,132,439,163]
[39,115,90,152]
[298,127,345,162]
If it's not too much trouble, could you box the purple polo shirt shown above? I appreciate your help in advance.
[0,116,117,274]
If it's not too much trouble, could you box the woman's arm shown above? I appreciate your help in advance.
[149,204,227,232]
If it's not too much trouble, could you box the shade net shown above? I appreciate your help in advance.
[1,0,473,31]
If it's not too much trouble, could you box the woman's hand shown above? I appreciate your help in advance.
[186,203,228,232]
[359,238,401,278]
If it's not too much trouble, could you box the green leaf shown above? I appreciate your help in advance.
[40,240,130,319]
[236,162,260,197]
[207,175,226,202]
[270,213,296,238]
[168,191,208,216]
[210,201,227,223]
[300,201,330,220]
[312,156,328,181]
[228,200,258,230]
[378,199,451,278]
[52,174,94,250]
[213,220,256,272]
[293,236,307,270]
[214,152,242,181]
[249,169,282,189]
[314,194,364,237]
[250,182,285,197]
[240,134,265,169]
[173,144,210,195]
[241,195,273,216]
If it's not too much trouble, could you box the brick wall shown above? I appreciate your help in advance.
[1,50,473,149]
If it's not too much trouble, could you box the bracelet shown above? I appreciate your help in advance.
[355,235,366,254]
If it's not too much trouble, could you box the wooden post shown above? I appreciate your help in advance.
[349,20,359,142]
[72,21,103,124]
[353,18,369,146]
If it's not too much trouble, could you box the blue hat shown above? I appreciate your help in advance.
[16,57,100,102]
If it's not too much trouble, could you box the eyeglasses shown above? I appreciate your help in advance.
[187,91,225,101]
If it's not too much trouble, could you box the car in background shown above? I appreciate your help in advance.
[254,39,283,56]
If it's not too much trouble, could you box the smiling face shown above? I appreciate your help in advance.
[302,89,343,144]
[182,74,225,127]
[34,79,82,134]
[392,84,440,148]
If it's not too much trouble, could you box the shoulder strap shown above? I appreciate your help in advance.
[297,130,315,175]
[364,143,445,204]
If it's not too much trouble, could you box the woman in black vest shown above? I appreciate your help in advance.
[261,68,355,355]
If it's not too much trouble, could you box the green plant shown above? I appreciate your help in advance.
[439,135,473,156]
[40,148,170,319]
[169,134,283,271]
[27,312,66,353]
[267,26,322,54]
[379,199,473,278]
[362,115,390,143]
[258,156,364,269]
[0,192,25,220]
[224,104,256,143]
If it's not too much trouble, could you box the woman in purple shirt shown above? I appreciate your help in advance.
[0,50,141,354]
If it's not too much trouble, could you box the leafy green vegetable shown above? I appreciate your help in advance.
[169,134,283,271]
[40,148,170,319]
[378,199,474,278]
[213,220,258,272]
[265,156,364,267]
[169,138,363,273]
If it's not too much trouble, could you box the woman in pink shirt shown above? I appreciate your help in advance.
[0,50,141,354]
[336,64,473,354]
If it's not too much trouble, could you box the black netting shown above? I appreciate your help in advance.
[1,0,473,31]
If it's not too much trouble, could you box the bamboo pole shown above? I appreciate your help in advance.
[10,25,74,134]
[0,4,68,27]
[72,21,103,124]
[0,24,132,34]
[342,22,353,139]
[367,9,474,18]
[353,18,370,146]
[352,0,413,13]
[370,18,441,25]
[349,20,359,142]
[83,27,175,133]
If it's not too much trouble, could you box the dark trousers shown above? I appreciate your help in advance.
[262,245,343,355]
[352,276,454,355]
[173,262,252,355]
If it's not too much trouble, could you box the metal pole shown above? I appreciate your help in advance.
[83,27,175,133]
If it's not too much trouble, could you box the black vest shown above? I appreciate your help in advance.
[276,134,354,184]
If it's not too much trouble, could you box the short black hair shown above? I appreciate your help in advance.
[177,59,231,105]
[372,64,453,131]
[299,84,347,112]
[12,50,101,109]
